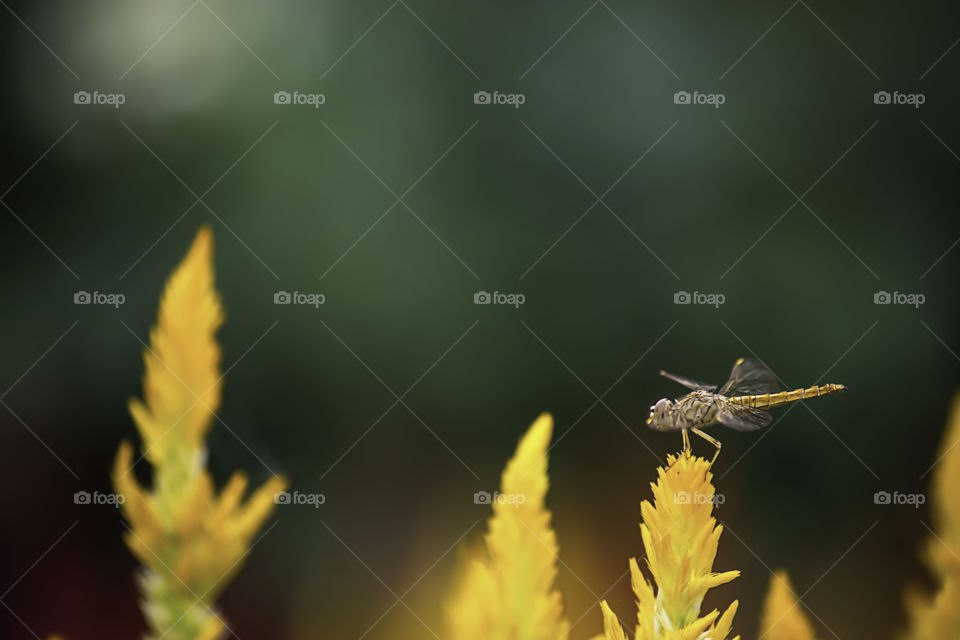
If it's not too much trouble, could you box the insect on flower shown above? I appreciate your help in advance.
[647,357,846,464]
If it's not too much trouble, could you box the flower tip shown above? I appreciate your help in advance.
[513,413,554,464]
[530,412,553,437]
[599,600,628,640]
[660,451,712,480]
[760,571,817,640]
[181,226,216,279]
[192,225,215,252]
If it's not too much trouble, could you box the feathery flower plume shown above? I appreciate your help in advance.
[112,227,286,640]
[601,452,740,640]
[759,571,817,640]
[446,413,571,640]
[901,393,960,640]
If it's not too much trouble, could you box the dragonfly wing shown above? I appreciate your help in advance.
[659,370,717,391]
[718,358,779,395]
[717,405,773,432]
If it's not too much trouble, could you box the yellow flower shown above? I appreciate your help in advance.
[446,413,571,640]
[601,452,740,640]
[759,571,817,640]
[112,227,286,640]
[901,393,960,640]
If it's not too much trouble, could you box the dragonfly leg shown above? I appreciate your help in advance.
[691,427,721,465]
[665,429,692,470]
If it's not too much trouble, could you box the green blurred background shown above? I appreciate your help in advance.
[1,1,958,638]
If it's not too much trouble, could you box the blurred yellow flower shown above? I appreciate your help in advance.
[901,393,960,640]
[112,227,286,640]
[759,571,817,640]
[446,413,571,640]
[601,452,740,640]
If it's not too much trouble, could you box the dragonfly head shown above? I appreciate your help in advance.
[646,398,674,431]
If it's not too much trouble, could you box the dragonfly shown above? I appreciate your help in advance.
[646,357,846,464]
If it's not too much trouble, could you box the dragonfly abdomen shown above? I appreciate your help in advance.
[728,384,846,409]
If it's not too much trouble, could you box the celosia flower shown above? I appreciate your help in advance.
[112,227,285,640]
[601,452,740,640]
[446,413,571,640]
[901,393,960,640]
[759,571,817,640]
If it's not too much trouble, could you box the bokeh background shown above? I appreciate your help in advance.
[1,1,959,638]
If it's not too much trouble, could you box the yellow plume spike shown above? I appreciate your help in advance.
[901,393,960,640]
[600,452,739,640]
[129,225,223,466]
[759,571,817,640]
[112,227,286,640]
[601,601,629,640]
[446,413,571,640]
